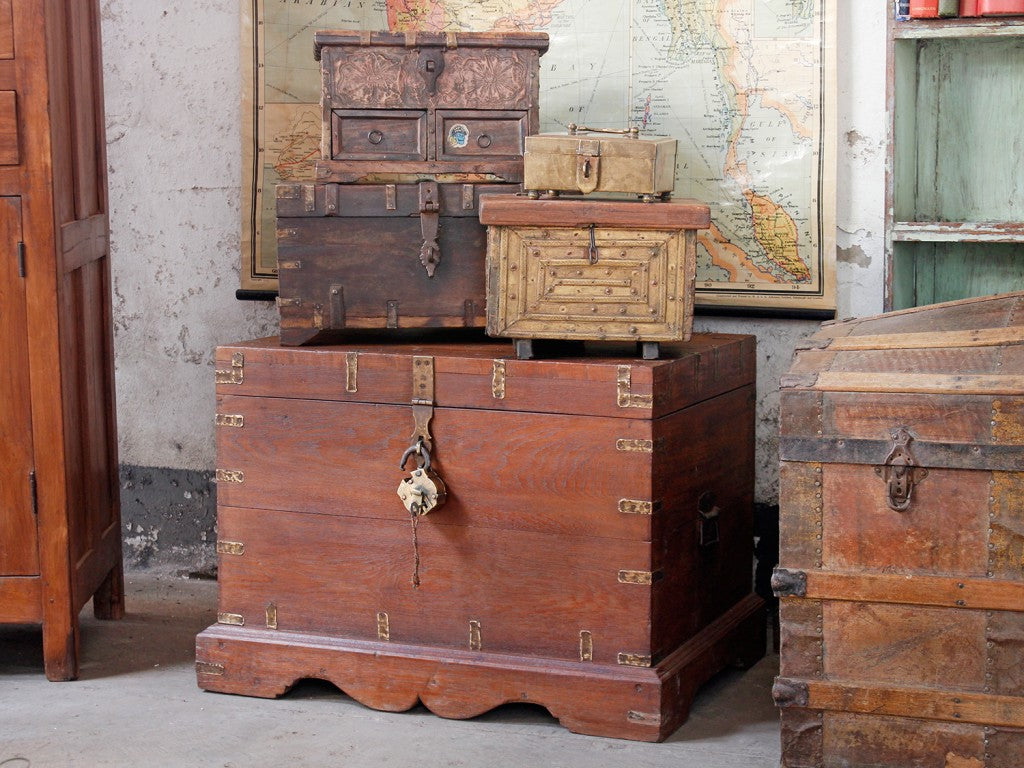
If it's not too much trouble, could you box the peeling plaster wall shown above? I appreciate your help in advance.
[99,1,887,567]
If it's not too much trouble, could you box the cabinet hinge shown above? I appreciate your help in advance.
[29,470,38,515]
[17,241,26,278]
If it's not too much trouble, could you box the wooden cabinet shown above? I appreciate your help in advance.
[313,31,548,183]
[0,0,123,680]
[886,16,1024,310]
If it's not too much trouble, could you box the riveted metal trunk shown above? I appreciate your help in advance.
[776,291,1024,767]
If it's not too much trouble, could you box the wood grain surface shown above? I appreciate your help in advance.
[196,594,764,742]
[779,295,1024,766]
[203,334,762,740]
[0,0,123,681]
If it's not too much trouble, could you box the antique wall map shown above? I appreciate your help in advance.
[241,0,836,314]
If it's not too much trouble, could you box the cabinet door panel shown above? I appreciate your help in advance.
[0,196,36,575]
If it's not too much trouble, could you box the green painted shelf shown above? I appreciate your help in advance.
[885,17,1024,310]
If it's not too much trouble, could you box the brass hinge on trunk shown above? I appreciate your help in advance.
[492,360,506,399]
[215,414,244,428]
[411,356,436,451]
[617,653,652,668]
[195,661,225,676]
[345,352,358,393]
[616,366,653,409]
[579,631,593,662]
[215,353,244,385]
[618,570,661,585]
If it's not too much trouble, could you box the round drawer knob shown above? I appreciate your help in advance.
[367,130,384,145]
[477,134,492,148]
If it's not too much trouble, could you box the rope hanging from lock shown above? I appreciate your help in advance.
[397,437,447,588]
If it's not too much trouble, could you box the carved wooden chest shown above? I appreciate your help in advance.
[479,195,709,359]
[276,181,516,345]
[196,334,765,741]
[775,292,1024,767]
[524,126,677,200]
[313,31,548,184]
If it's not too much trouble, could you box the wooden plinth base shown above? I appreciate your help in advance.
[196,594,764,741]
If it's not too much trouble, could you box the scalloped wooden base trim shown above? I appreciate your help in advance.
[195,594,765,742]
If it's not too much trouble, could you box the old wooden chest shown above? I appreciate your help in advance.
[775,292,1024,767]
[479,195,709,359]
[276,181,515,345]
[523,125,677,200]
[196,334,765,741]
[313,31,548,184]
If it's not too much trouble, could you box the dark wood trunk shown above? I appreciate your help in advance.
[776,291,1024,767]
[276,182,517,344]
[197,334,765,741]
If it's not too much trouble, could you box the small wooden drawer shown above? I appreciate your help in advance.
[330,109,426,161]
[437,111,527,160]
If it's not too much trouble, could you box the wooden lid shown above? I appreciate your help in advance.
[215,334,754,419]
[783,292,1024,394]
[478,195,711,230]
[314,30,550,60]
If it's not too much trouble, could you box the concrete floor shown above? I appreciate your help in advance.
[0,571,781,767]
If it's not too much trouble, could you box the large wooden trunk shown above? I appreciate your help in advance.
[775,292,1024,767]
[276,181,516,345]
[313,31,548,184]
[196,334,765,741]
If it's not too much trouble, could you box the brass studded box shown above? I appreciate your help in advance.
[479,195,709,357]
[196,333,764,742]
[775,292,1024,767]
[523,127,677,200]
[313,30,548,184]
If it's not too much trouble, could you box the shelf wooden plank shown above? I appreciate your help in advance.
[892,221,1024,243]
[893,18,1024,39]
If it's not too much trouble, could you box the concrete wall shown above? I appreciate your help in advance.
[99,1,888,569]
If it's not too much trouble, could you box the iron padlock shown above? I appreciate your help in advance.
[397,440,447,516]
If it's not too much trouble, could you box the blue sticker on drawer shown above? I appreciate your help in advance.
[447,123,470,149]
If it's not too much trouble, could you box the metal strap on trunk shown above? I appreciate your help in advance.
[411,356,435,451]
[418,181,441,277]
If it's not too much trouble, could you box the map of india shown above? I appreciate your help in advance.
[241,0,834,311]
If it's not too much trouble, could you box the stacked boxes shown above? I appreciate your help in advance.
[197,29,764,742]
[275,31,548,344]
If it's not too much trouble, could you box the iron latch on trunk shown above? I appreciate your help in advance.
[418,181,441,277]
[875,427,928,512]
